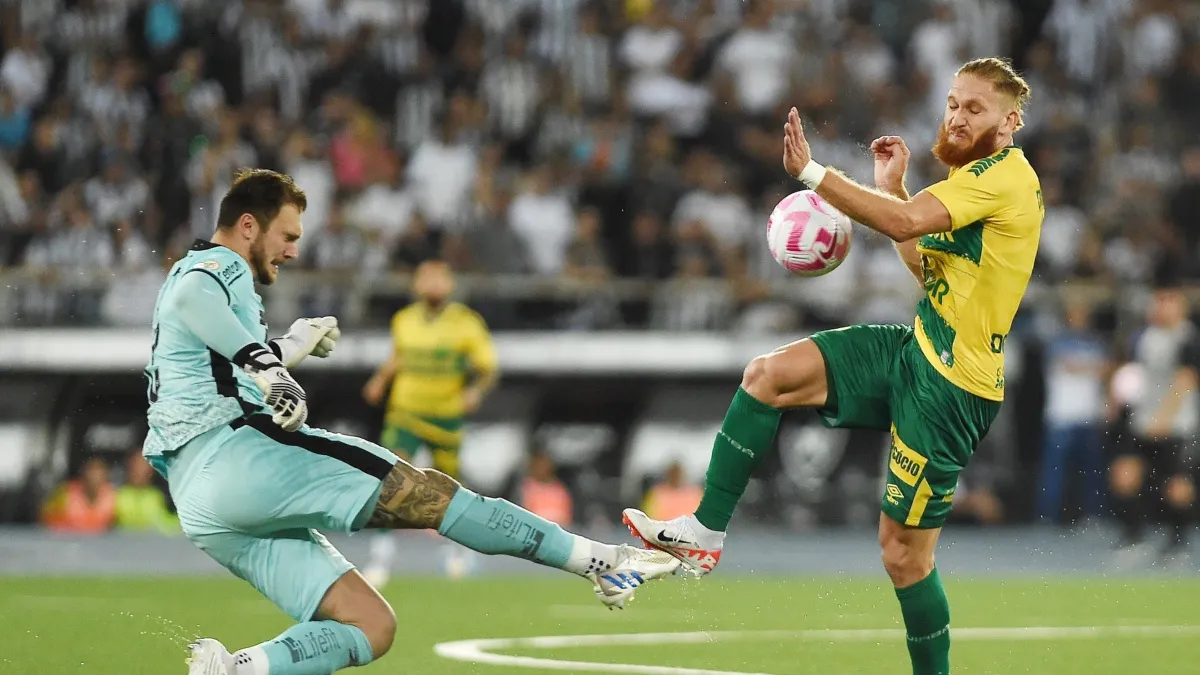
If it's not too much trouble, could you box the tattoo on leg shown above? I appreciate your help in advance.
[366,460,461,530]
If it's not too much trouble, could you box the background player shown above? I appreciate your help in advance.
[624,57,1044,675]
[1108,270,1198,569]
[361,260,497,585]
[144,169,680,675]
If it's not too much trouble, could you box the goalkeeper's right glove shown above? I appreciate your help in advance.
[233,344,308,432]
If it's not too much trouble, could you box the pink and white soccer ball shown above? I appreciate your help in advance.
[766,190,853,277]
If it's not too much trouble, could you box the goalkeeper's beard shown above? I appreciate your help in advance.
[931,122,1000,168]
[250,236,276,285]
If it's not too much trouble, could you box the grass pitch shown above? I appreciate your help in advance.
[2,575,1198,674]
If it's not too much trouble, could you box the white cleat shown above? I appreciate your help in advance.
[187,638,234,675]
[592,545,682,609]
[622,509,725,577]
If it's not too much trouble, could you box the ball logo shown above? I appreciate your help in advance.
[767,190,852,277]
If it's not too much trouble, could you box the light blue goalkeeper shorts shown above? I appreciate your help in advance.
[163,414,398,622]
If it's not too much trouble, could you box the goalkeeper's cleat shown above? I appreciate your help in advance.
[622,509,724,577]
[186,638,234,675]
[592,544,681,610]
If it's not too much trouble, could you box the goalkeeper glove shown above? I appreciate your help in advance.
[270,316,341,368]
[234,344,308,432]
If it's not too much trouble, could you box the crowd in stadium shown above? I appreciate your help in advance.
[0,0,1196,332]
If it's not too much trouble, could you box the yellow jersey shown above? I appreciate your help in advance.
[386,301,497,420]
[915,146,1043,401]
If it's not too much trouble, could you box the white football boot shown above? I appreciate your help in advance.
[592,544,682,609]
[622,509,725,577]
[187,638,235,675]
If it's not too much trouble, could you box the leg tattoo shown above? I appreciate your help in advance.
[365,460,460,530]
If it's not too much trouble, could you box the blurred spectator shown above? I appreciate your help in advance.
[329,109,398,192]
[652,248,733,331]
[41,457,115,534]
[407,118,477,230]
[114,452,178,533]
[345,159,415,246]
[1036,300,1109,524]
[619,2,682,75]
[306,202,367,273]
[0,33,50,110]
[1166,145,1200,271]
[565,5,613,109]
[508,165,574,276]
[562,207,610,282]
[450,182,531,274]
[479,31,542,163]
[0,88,30,152]
[715,0,794,115]
[671,155,752,253]
[620,210,673,280]
[1036,177,1090,281]
[186,109,256,238]
[643,461,702,522]
[84,155,151,229]
[520,449,573,527]
[280,129,333,234]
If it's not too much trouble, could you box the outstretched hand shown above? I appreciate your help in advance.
[782,107,812,180]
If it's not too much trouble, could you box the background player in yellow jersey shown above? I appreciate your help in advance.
[363,260,497,477]
[361,260,497,585]
[624,58,1043,675]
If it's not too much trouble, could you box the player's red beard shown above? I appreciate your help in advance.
[931,122,1001,168]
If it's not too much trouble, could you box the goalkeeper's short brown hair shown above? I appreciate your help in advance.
[216,168,307,230]
[957,57,1032,130]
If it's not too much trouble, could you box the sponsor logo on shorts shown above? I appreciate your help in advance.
[886,483,904,505]
[888,427,927,488]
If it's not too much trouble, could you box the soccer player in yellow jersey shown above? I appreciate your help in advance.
[361,260,498,585]
[362,260,497,480]
[624,58,1043,675]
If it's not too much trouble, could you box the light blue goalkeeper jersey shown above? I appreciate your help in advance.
[143,239,269,459]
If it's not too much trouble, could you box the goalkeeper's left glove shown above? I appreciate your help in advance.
[270,316,341,368]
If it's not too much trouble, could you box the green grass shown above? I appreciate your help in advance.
[2,575,1199,673]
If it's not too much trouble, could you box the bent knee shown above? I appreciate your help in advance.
[880,539,934,588]
[358,600,397,659]
[741,346,824,408]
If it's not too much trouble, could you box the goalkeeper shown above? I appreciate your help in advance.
[145,169,680,675]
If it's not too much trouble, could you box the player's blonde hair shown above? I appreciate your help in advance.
[957,57,1031,130]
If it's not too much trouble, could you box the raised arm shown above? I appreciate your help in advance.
[783,108,953,243]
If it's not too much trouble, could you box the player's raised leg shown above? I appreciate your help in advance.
[625,338,824,573]
[366,458,680,607]
[625,325,901,574]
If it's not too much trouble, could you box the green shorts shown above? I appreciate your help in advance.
[809,324,1000,529]
[381,412,464,479]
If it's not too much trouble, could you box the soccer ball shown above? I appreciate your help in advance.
[766,190,853,277]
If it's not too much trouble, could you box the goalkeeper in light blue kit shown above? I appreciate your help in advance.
[146,169,679,675]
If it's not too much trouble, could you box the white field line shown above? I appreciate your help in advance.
[434,625,1200,675]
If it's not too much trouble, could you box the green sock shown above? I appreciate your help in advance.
[693,387,782,532]
[895,567,951,675]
